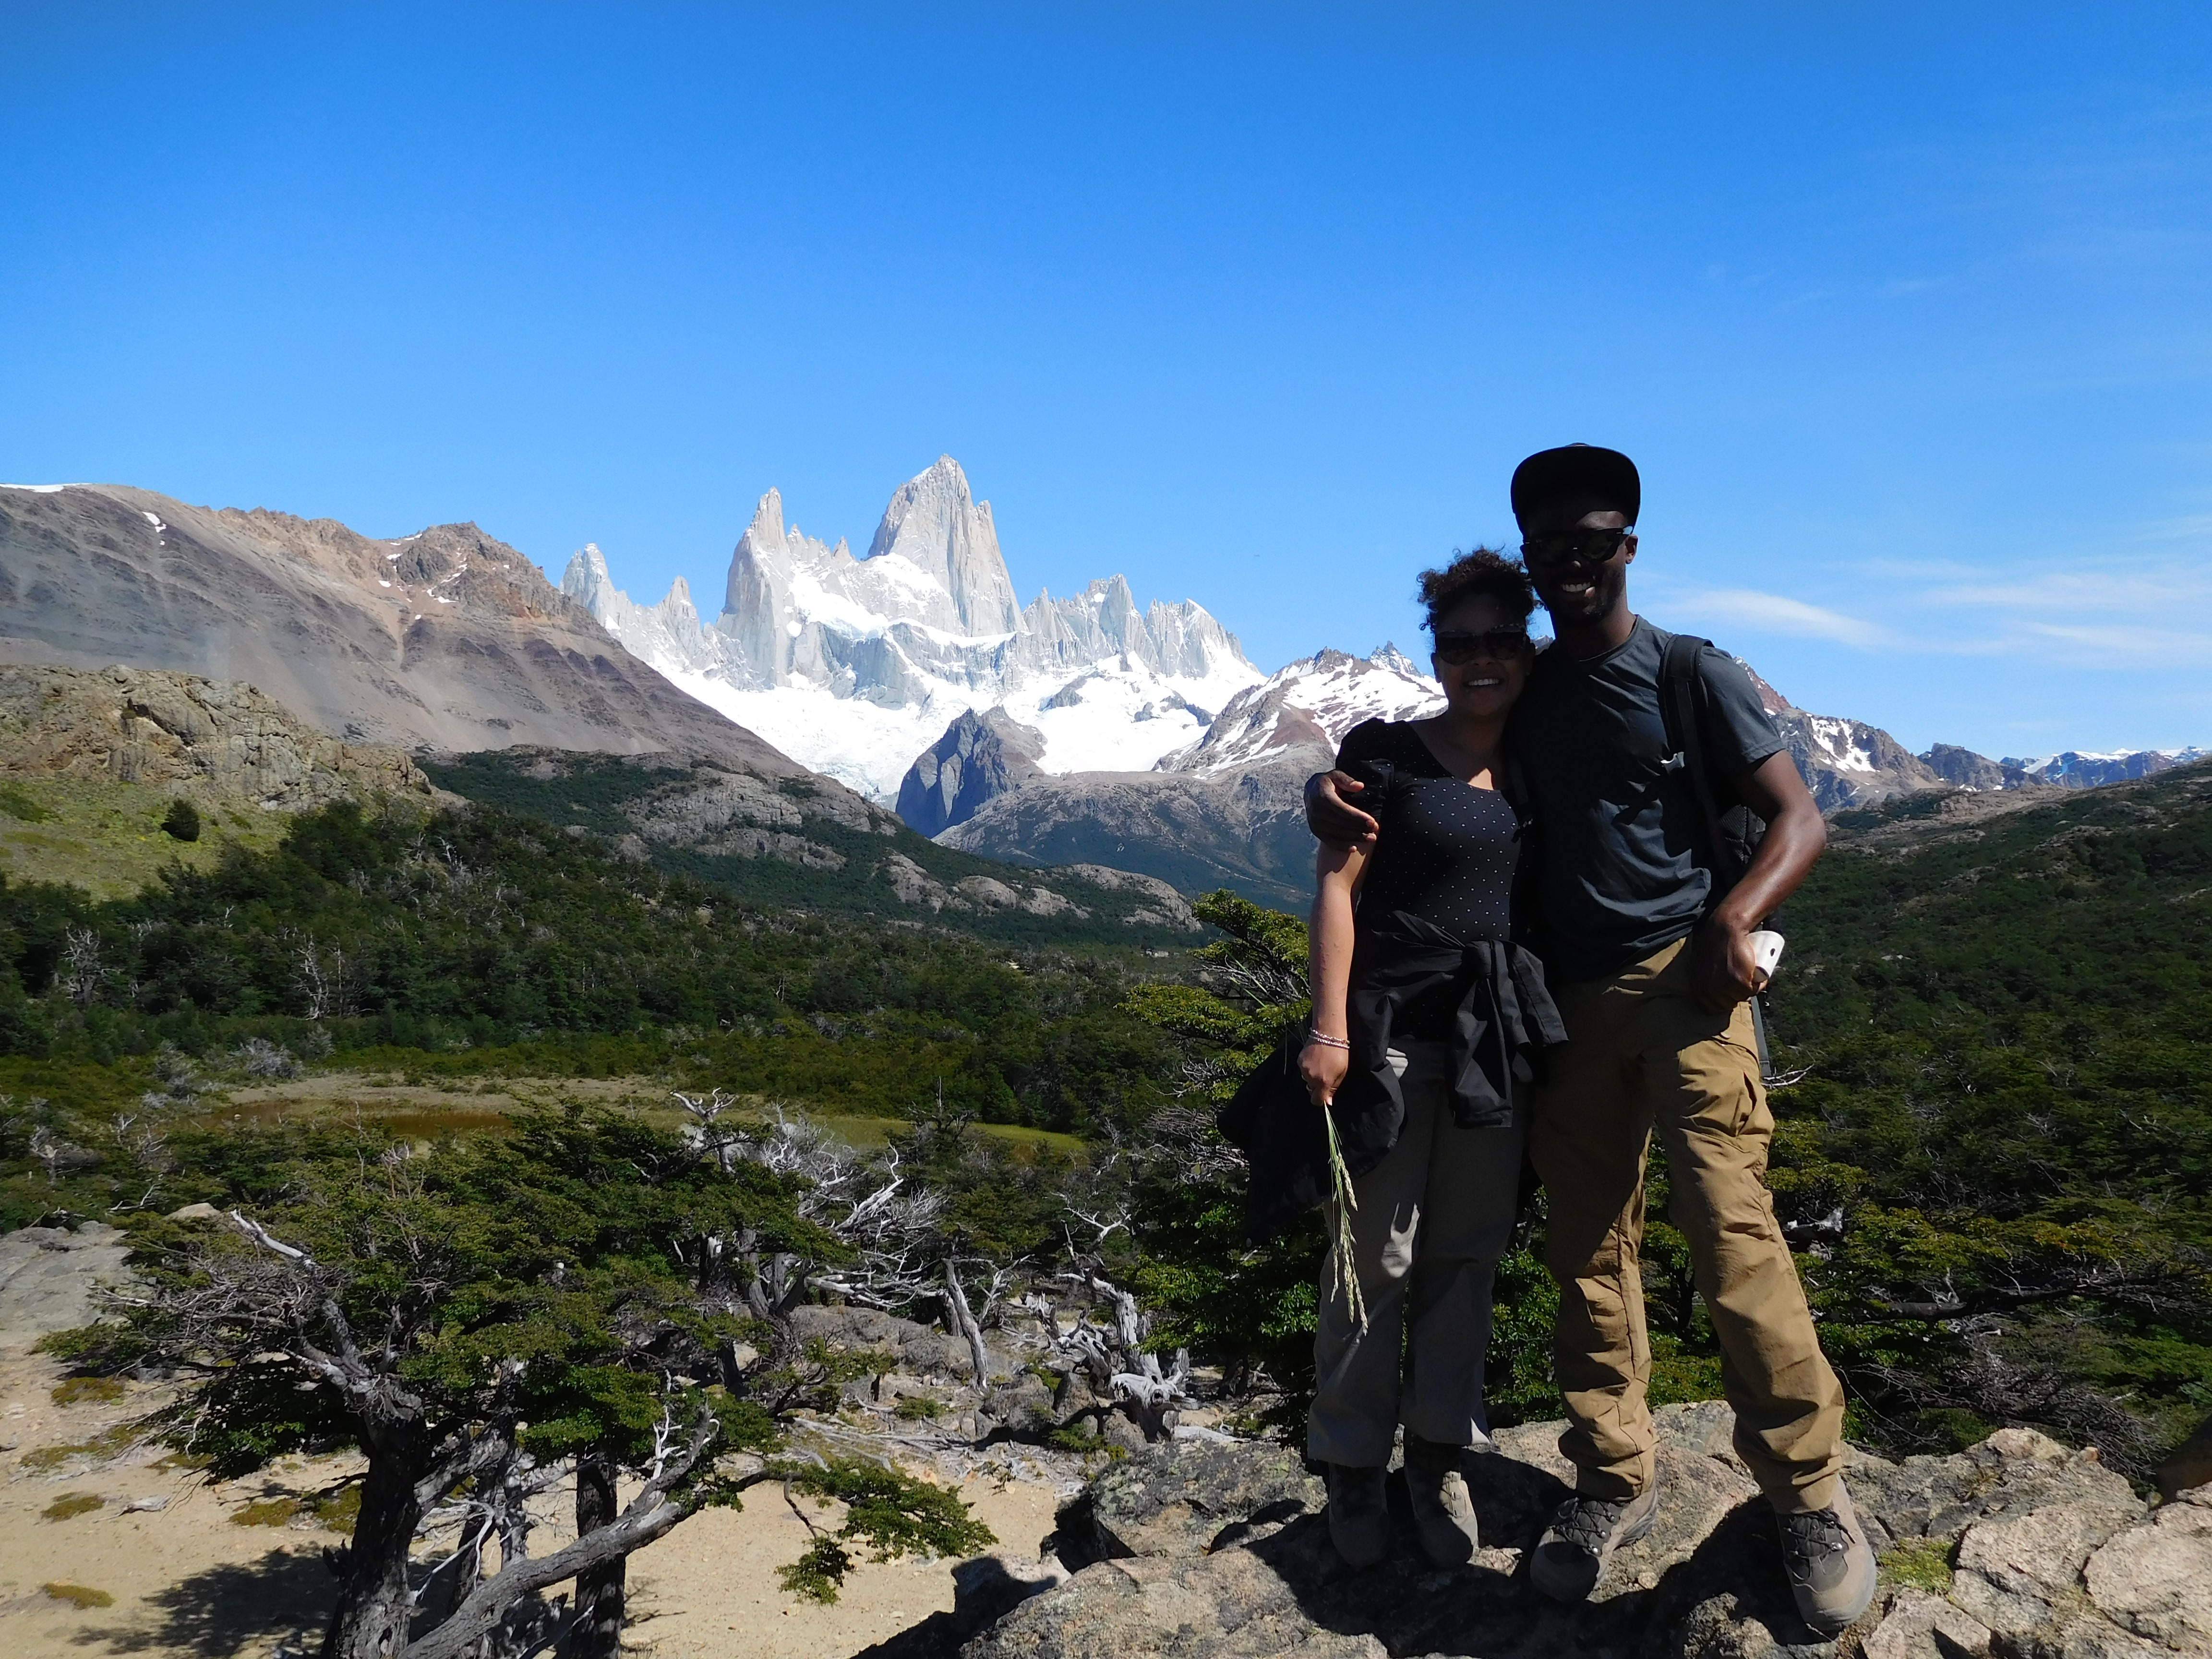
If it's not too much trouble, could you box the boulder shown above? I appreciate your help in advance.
[0,1221,132,1346]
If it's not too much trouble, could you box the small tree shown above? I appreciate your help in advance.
[51,1106,992,1659]
[1117,890,1323,1421]
[161,798,202,842]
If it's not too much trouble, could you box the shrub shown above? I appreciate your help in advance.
[51,1376,126,1406]
[43,1582,115,1608]
[160,799,201,842]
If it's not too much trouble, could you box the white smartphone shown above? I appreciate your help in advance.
[1749,930,1786,978]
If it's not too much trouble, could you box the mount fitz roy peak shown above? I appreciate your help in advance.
[563,457,1259,803]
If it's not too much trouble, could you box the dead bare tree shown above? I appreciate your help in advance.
[293,936,354,1021]
[726,1110,948,1317]
[59,925,103,1006]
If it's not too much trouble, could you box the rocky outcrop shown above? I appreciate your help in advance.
[1919,743,2033,793]
[1773,709,1948,814]
[938,752,1328,911]
[453,746,898,876]
[956,1406,2212,1659]
[1059,865,1198,931]
[0,1223,130,1348]
[899,709,1047,836]
[0,481,803,770]
[0,663,435,810]
[1731,662,1946,814]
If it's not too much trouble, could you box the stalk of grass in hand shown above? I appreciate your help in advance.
[1322,1105,1367,1332]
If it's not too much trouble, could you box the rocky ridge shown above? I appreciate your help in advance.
[937,753,1328,911]
[0,663,436,811]
[941,1404,2212,1659]
[0,481,806,774]
[430,746,1202,930]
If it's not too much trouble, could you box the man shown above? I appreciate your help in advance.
[1304,445,1875,1637]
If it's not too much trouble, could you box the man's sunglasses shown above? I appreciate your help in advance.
[1521,528,1633,568]
[1432,626,1532,665]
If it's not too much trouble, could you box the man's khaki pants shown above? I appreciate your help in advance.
[1309,1042,1527,1468]
[1530,937,1845,1515]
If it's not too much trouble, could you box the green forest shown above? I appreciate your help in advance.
[4,760,2207,1497]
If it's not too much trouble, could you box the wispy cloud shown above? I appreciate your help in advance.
[1916,561,2212,616]
[1672,589,1890,648]
[1659,553,2212,668]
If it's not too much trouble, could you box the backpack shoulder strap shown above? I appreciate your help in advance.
[1659,632,1709,786]
[1659,632,1743,892]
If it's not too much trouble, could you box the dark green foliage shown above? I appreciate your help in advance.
[0,784,51,823]
[160,799,201,842]
[778,1455,995,1600]
[1767,765,2212,1471]
[0,800,1185,1199]
[777,1537,854,1602]
[1118,891,1320,1413]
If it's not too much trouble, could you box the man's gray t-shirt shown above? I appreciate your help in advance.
[1510,616,1784,984]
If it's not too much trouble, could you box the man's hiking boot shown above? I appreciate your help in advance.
[1778,1482,1876,1636]
[1325,1463,1390,1568]
[1402,1435,1479,1567]
[1529,1483,1660,1603]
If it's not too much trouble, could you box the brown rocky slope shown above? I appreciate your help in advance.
[0,482,805,771]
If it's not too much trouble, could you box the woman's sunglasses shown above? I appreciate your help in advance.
[1432,626,1531,665]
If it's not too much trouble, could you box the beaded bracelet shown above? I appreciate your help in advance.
[1304,1030,1351,1051]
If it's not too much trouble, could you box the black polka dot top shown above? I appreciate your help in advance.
[1337,718,1524,1038]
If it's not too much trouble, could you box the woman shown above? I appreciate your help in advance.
[1299,547,1563,1570]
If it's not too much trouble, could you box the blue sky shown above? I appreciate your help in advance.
[5,4,2209,758]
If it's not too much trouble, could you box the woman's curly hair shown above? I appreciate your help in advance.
[1416,547,1537,632]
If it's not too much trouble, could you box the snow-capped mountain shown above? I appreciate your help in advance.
[563,457,1260,802]
[933,644,1453,906]
[2001,747,2212,788]
[1160,645,1444,774]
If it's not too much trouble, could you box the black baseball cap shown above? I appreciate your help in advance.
[1510,444,1640,531]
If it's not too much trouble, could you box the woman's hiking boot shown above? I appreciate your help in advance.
[1778,1481,1876,1636]
[1402,1435,1479,1567]
[1529,1483,1661,1602]
[1325,1463,1390,1568]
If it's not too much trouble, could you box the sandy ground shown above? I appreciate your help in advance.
[0,1339,1070,1659]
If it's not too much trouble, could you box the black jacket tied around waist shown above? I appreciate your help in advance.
[1217,910,1565,1244]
